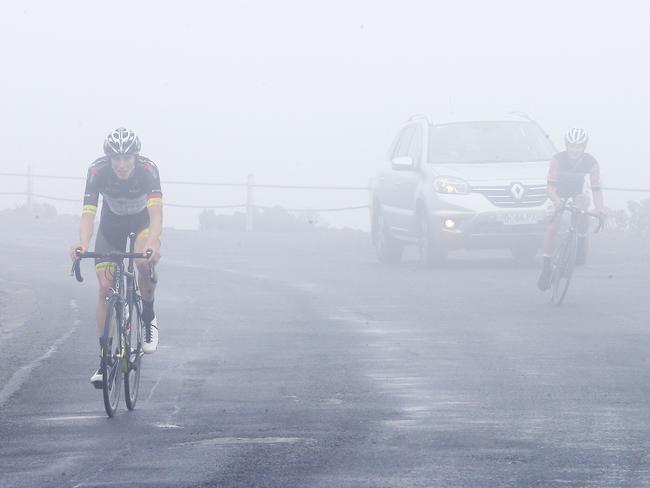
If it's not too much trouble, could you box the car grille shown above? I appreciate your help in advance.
[471,184,547,208]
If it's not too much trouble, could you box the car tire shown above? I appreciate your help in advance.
[374,209,403,265]
[418,211,447,267]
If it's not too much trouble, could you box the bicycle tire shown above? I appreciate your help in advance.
[550,232,577,305]
[124,296,143,410]
[102,297,123,418]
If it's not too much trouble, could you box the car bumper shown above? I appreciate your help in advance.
[429,206,548,250]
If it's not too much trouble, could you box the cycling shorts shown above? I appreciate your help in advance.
[94,209,152,272]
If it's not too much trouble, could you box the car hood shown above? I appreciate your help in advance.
[429,161,548,185]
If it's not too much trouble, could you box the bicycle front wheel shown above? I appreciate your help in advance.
[551,232,577,306]
[102,297,123,418]
[124,297,143,411]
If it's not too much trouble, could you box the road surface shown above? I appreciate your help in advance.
[1,215,649,487]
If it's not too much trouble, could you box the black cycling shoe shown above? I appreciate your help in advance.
[537,259,552,291]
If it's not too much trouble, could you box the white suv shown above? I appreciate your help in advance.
[371,114,555,264]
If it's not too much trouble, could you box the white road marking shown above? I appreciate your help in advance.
[173,437,310,447]
[153,423,182,429]
[0,300,80,408]
[40,415,105,422]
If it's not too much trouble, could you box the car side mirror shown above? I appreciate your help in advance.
[391,156,415,171]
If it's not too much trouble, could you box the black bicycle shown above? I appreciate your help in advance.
[549,200,605,305]
[72,234,155,417]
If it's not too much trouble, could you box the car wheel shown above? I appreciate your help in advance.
[418,212,446,266]
[374,210,403,265]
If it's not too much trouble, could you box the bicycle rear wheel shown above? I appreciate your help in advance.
[124,297,143,410]
[550,232,577,305]
[102,298,123,417]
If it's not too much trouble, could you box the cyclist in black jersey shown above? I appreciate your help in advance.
[537,128,606,291]
[70,128,163,386]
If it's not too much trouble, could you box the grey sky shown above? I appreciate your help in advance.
[1,0,648,227]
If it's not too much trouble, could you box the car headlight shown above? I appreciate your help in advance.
[434,176,470,195]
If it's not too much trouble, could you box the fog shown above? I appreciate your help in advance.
[3,3,650,484]
[1,0,649,228]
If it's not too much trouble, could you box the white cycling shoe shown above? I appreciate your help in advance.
[142,317,159,354]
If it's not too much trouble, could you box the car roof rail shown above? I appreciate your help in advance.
[408,114,431,124]
[507,111,535,122]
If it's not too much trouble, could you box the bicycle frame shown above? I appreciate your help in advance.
[549,200,604,305]
[72,234,153,416]
[104,237,141,347]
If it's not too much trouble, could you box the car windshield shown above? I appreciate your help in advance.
[428,122,556,164]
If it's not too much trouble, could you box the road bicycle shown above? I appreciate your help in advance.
[549,200,605,305]
[71,234,156,417]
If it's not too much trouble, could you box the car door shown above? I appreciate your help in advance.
[392,123,425,236]
[378,125,415,232]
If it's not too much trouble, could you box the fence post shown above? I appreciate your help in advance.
[246,174,254,232]
[26,165,33,213]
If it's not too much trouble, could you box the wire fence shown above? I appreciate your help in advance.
[0,169,372,231]
[2,169,649,230]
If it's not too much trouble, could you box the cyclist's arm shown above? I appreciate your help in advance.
[589,160,605,212]
[146,203,163,245]
[144,162,163,252]
[79,168,99,250]
[546,158,561,206]
[79,213,95,250]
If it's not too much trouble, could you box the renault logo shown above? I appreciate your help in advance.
[510,183,526,200]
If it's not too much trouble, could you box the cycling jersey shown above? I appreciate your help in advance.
[548,151,601,198]
[82,156,162,218]
[82,156,163,269]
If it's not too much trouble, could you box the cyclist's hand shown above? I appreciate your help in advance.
[144,242,161,264]
[70,244,86,262]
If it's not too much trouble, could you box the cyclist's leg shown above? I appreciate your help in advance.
[538,211,559,290]
[542,218,559,257]
[94,226,126,336]
[91,224,127,384]
[134,227,159,311]
[574,192,591,264]
[574,192,591,234]
[134,224,161,353]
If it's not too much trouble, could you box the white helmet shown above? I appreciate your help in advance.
[565,127,589,145]
[104,127,141,156]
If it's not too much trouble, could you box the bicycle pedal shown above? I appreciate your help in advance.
[91,380,103,390]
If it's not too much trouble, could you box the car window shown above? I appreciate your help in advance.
[428,121,556,164]
[393,126,415,159]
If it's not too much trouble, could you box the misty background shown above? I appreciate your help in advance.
[1,0,648,230]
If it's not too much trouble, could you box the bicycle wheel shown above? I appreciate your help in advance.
[101,297,123,417]
[550,232,577,305]
[124,296,143,410]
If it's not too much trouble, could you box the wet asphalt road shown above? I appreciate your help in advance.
[1,215,649,487]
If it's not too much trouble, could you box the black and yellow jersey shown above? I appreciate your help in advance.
[82,156,163,218]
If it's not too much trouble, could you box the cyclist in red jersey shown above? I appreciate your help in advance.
[537,128,606,290]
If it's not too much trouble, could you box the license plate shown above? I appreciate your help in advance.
[495,212,541,225]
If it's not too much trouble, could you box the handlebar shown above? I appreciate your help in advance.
[553,200,607,233]
[71,249,155,283]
